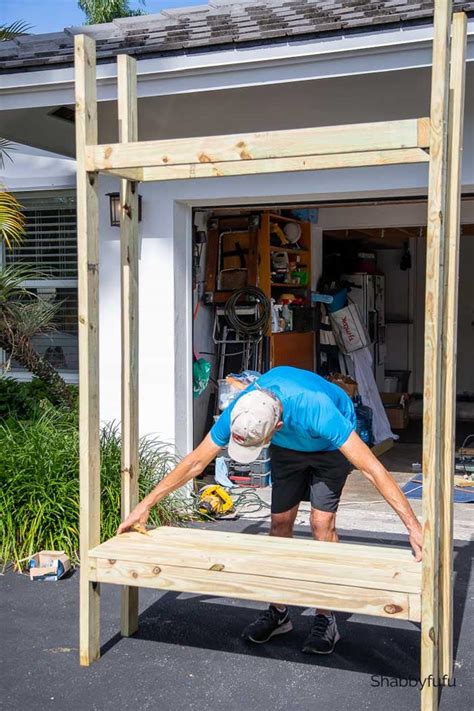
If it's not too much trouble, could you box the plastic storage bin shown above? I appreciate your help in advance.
[225,458,271,476]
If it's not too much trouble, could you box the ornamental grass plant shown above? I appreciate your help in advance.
[0,404,187,570]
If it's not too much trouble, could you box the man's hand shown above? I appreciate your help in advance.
[117,501,150,535]
[117,434,221,535]
[408,521,423,562]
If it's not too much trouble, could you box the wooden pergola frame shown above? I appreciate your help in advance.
[75,3,467,709]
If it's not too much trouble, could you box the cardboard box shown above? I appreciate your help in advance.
[327,374,358,399]
[381,392,410,430]
[29,551,71,581]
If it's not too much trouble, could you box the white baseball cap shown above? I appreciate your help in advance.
[228,389,281,464]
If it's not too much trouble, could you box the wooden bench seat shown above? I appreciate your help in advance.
[89,527,422,622]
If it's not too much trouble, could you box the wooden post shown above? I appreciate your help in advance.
[118,54,140,637]
[75,34,101,666]
[439,11,467,683]
[421,1,452,708]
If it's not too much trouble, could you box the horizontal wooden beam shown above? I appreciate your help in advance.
[90,557,420,621]
[86,118,430,172]
[88,528,421,621]
[102,148,429,182]
[90,532,421,594]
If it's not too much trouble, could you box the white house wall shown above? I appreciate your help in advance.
[0,143,75,190]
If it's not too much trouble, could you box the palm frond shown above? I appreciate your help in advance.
[0,21,32,41]
[0,265,49,304]
[0,138,16,169]
[0,189,26,249]
[79,1,146,25]
[7,300,61,338]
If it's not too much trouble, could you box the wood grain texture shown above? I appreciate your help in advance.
[439,11,467,683]
[90,557,420,621]
[96,526,419,561]
[75,33,101,667]
[271,331,315,370]
[132,148,429,180]
[257,213,271,332]
[87,528,421,621]
[118,53,140,638]
[102,148,429,181]
[85,120,430,171]
[421,2,452,709]
[90,528,421,592]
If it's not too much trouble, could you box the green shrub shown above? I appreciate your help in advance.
[0,377,78,420]
[0,406,188,570]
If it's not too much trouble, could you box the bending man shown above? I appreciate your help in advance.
[118,365,422,655]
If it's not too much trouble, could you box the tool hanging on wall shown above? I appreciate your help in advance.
[213,287,271,387]
[224,287,271,337]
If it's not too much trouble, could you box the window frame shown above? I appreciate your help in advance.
[1,189,79,384]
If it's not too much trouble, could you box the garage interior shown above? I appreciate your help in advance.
[191,197,474,522]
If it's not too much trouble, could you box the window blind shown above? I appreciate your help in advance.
[5,194,78,373]
[5,195,77,279]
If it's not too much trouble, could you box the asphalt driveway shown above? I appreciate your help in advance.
[2,522,472,711]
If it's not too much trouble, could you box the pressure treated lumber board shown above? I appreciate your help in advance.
[439,11,468,681]
[88,528,421,621]
[421,1,452,707]
[85,118,430,172]
[118,53,140,638]
[102,148,430,182]
[75,33,101,668]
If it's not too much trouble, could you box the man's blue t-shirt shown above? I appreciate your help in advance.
[211,366,356,452]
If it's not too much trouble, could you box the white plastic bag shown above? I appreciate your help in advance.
[329,302,370,354]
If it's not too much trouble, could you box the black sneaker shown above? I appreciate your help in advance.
[242,605,293,644]
[302,613,340,654]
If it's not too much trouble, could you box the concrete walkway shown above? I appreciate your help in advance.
[235,443,473,541]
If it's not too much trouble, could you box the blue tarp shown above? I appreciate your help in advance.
[402,477,474,504]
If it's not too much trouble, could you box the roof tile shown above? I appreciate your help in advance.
[1,0,473,72]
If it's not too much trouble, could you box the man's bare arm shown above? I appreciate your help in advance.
[339,431,422,561]
[117,434,221,534]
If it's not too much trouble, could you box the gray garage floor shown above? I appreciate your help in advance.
[1,521,472,711]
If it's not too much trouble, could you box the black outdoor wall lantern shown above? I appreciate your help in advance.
[107,192,143,227]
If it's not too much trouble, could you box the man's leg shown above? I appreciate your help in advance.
[269,504,300,608]
[302,449,350,656]
[243,444,309,644]
[310,508,338,616]
[302,507,342,654]
[242,504,299,643]
[310,508,338,543]
[270,504,300,538]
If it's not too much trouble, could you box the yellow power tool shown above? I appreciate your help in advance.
[198,485,234,518]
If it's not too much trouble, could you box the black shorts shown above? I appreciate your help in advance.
[269,444,351,514]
